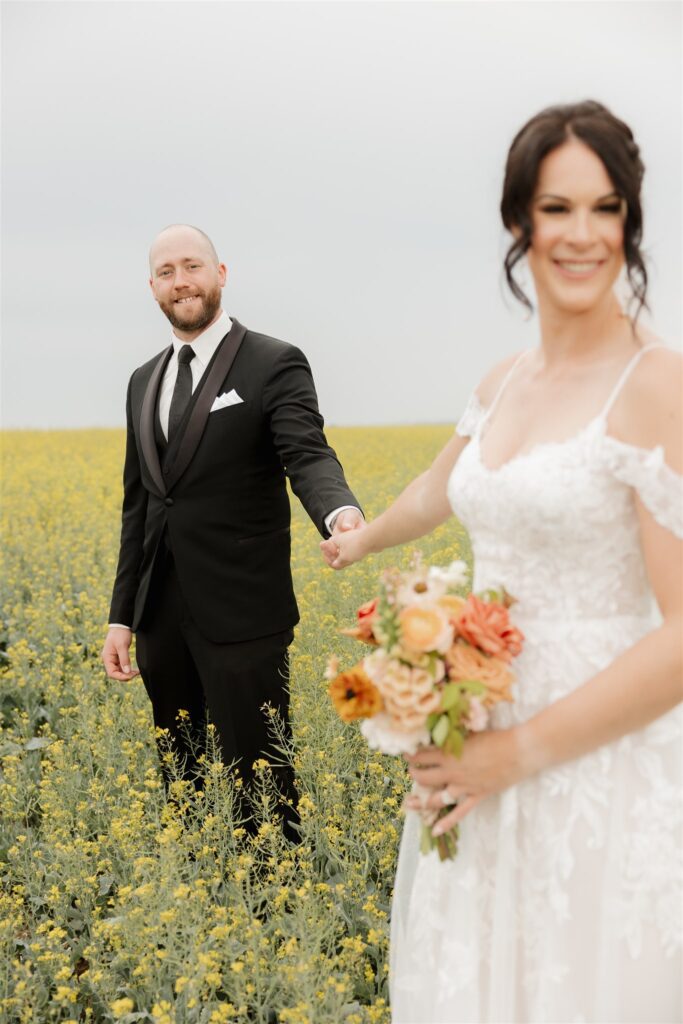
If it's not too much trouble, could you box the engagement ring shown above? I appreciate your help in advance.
[439,788,458,807]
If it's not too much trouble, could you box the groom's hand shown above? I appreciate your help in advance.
[102,626,140,681]
[330,508,365,535]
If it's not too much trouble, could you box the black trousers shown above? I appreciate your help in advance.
[135,544,298,838]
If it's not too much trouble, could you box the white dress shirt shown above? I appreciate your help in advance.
[108,311,360,630]
[158,310,233,439]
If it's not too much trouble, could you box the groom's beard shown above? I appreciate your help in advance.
[159,284,223,334]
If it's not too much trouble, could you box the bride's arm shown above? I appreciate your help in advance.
[408,352,683,830]
[320,430,469,568]
[321,354,522,569]
[518,520,681,773]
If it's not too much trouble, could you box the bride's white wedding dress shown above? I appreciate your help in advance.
[390,346,683,1024]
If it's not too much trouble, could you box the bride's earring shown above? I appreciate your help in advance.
[614,264,632,313]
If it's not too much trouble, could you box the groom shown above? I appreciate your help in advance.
[102,224,362,832]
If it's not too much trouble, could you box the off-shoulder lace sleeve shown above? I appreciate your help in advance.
[456,392,485,438]
[602,435,683,538]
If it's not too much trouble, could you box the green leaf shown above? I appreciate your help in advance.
[440,683,461,711]
[431,714,450,748]
[420,823,433,855]
[426,712,441,731]
[457,679,487,695]
[24,737,52,751]
[376,581,401,651]
[447,702,465,726]
[446,730,465,758]
[0,741,22,756]
[98,875,115,897]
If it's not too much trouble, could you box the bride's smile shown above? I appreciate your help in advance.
[526,138,627,318]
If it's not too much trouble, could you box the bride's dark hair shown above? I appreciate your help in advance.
[500,100,648,318]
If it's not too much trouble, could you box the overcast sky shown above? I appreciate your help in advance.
[2,0,681,429]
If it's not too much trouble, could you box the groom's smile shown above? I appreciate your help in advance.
[149,224,228,341]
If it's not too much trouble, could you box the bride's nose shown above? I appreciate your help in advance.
[564,207,597,246]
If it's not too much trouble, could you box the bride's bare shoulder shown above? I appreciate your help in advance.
[610,343,682,469]
[475,351,528,408]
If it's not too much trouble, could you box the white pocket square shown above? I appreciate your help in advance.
[210,389,244,412]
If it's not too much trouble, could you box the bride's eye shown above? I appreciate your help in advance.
[596,203,623,214]
[539,204,568,214]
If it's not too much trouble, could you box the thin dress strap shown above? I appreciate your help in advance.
[481,349,532,428]
[600,344,666,420]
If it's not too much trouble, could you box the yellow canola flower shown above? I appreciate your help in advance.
[151,1001,174,1023]
[110,999,135,1018]
[1,424,463,1024]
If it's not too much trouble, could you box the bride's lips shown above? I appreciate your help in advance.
[552,259,606,281]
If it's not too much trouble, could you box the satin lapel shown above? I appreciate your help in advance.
[164,321,247,493]
[139,346,173,497]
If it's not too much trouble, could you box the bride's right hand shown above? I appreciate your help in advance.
[320,528,369,569]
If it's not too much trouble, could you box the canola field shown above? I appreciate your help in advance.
[0,427,470,1024]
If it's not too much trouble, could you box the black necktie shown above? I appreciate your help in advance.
[168,345,195,442]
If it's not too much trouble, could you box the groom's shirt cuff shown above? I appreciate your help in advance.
[324,505,363,534]
[108,623,132,630]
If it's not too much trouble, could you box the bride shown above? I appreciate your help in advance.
[321,100,682,1023]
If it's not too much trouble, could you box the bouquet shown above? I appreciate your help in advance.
[327,555,524,860]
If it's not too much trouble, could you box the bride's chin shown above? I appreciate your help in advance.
[539,289,613,317]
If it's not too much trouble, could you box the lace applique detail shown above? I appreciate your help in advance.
[455,392,485,439]
[602,436,683,539]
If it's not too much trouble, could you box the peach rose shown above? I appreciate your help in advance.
[372,661,441,732]
[445,641,514,706]
[456,595,524,662]
[399,604,454,654]
[437,594,467,625]
[328,663,384,722]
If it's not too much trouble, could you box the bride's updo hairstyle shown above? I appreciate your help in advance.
[500,100,648,317]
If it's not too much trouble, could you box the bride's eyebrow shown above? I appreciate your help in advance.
[534,191,622,203]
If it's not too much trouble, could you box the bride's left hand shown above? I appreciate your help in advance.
[404,727,528,835]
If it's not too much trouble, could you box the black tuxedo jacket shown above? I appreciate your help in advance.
[109,320,359,643]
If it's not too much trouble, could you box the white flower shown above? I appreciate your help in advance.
[363,649,392,684]
[463,695,489,732]
[324,655,340,681]
[428,560,469,590]
[396,567,446,606]
[360,713,429,756]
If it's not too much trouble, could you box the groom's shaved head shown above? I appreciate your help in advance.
[149,224,219,273]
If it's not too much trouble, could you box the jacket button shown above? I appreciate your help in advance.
[164,497,174,507]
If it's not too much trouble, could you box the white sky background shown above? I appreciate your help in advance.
[2,0,681,429]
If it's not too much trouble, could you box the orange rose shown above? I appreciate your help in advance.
[456,595,524,662]
[341,597,380,645]
[399,604,454,654]
[445,641,514,705]
[328,663,384,722]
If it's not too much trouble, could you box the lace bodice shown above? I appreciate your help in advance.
[449,352,683,626]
